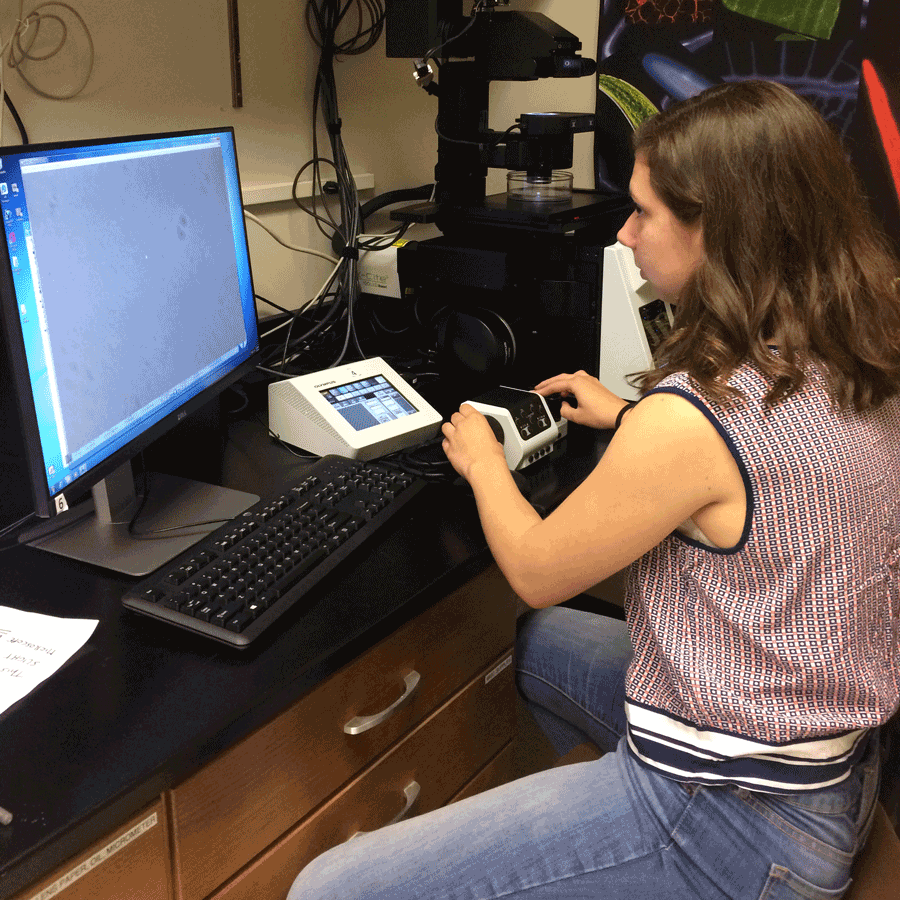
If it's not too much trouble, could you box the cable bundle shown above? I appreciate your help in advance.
[254,3,438,400]
[278,0,387,372]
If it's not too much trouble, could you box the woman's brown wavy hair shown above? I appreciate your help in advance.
[632,79,900,411]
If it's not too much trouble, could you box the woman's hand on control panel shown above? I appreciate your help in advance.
[442,404,508,482]
[534,371,630,430]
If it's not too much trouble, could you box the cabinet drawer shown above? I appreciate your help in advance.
[208,650,516,900]
[448,741,516,805]
[168,564,516,900]
[11,803,169,900]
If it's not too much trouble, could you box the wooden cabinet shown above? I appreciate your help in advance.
[206,650,516,900]
[11,563,517,900]
[10,803,170,900]
[448,742,516,806]
[168,562,517,900]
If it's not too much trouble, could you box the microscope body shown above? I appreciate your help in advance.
[383,2,633,412]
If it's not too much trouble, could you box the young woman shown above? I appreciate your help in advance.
[289,80,900,900]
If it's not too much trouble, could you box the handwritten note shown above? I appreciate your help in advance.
[0,605,98,716]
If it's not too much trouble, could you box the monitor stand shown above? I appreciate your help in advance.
[27,461,259,577]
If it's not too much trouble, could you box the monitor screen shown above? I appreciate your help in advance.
[320,375,419,431]
[0,128,261,574]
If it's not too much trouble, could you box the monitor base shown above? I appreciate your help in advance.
[28,469,258,577]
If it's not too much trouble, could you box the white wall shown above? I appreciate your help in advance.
[0,0,601,316]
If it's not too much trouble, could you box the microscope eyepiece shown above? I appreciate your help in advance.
[551,54,597,79]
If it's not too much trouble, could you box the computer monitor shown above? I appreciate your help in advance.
[0,127,261,576]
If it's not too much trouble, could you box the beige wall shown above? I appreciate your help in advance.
[0,0,601,315]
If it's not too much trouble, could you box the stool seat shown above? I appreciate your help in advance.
[846,803,900,900]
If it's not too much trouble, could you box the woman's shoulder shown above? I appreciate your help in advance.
[650,356,808,408]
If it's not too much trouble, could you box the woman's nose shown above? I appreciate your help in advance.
[617,211,637,248]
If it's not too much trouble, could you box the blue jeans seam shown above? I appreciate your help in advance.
[478,840,679,900]
[761,865,852,900]
[733,792,855,866]
[516,669,622,743]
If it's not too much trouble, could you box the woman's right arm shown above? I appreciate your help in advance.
[458,390,740,607]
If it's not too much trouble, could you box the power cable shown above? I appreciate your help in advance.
[8,1,95,100]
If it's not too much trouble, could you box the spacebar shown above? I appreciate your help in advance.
[275,547,329,596]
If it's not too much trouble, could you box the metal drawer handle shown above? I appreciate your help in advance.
[349,781,421,840]
[343,670,421,735]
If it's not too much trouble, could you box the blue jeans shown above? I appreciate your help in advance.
[288,607,880,900]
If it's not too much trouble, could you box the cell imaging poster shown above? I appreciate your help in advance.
[593,0,900,249]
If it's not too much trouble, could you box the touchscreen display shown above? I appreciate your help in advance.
[321,375,418,431]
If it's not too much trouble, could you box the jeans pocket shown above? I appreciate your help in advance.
[756,864,851,900]
[734,788,858,864]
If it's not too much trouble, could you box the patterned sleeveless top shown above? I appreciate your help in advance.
[623,360,900,792]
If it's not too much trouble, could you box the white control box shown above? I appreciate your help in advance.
[466,387,563,471]
[358,235,403,299]
[268,357,442,461]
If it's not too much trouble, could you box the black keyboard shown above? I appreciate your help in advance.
[122,456,426,648]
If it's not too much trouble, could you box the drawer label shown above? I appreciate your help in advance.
[484,654,512,686]
[27,812,158,900]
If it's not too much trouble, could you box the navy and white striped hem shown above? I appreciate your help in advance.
[625,700,870,793]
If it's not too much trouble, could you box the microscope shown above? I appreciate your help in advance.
[382,1,633,413]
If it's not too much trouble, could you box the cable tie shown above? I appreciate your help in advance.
[341,246,359,260]
[328,119,343,135]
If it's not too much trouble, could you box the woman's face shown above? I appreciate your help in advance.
[617,154,705,304]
